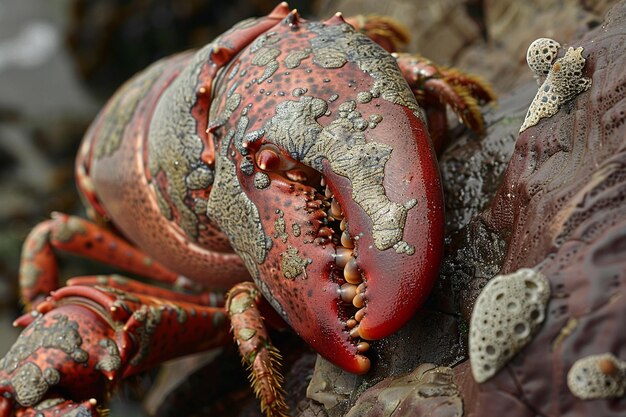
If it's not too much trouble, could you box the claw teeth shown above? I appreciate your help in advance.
[355,308,366,322]
[344,257,361,284]
[357,342,370,353]
[352,293,365,308]
[339,283,358,303]
[330,199,343,219]
[318,226,334,238]
[318,175,371,355]
[334,247,353,268]
[307,200,323,210]
[340,231,354,248]
[350,326,361,338]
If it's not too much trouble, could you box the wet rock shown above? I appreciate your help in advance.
[439,85,533,234]
[306,356,361,417]
[345,364,463,417]
[435,84,534,320]
[368,309,464,379]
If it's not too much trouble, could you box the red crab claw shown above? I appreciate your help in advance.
[0,285,231,416]
[207,11,444,374]
[238,103,443,374]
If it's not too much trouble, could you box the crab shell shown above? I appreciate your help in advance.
[207,8,444,374]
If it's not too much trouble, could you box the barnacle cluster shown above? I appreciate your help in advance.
[520,38,592,132]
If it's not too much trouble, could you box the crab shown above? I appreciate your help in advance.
[0,3,495,417]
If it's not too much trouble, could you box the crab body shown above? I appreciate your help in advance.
[77,4,444,373]
[1,4,496,416]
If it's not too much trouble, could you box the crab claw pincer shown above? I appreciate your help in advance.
[207,10,444,374]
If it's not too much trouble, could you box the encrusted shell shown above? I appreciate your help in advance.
[520,45,592,132]
[470,268,551,383]
[567,353,626,400]
[527,38,561,77]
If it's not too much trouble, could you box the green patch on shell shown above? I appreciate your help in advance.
[93,62,163,159]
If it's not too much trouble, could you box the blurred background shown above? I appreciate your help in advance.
[0,0,615,415]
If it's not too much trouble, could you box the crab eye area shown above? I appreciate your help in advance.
[255,144,296,172]
[255,144,320,186]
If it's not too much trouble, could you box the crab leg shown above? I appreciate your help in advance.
[395,53,496,152]
[1,281,232,417]
[19,212,180,309]
[439,66,498,105]
[226,282,288,417]
[67,275,226,307]
[345,14,410,52]
[16,399,100,417]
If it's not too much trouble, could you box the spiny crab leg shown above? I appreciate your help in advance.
[226,282,288,417]
[67,275,226,307]
[395,53,497,152]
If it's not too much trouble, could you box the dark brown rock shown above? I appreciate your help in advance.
[345,364,463,417]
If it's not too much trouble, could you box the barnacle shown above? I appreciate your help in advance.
[469,268,551,383]
[520,40,592,133]
[526,38,561,78]
[567,353,626,400]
